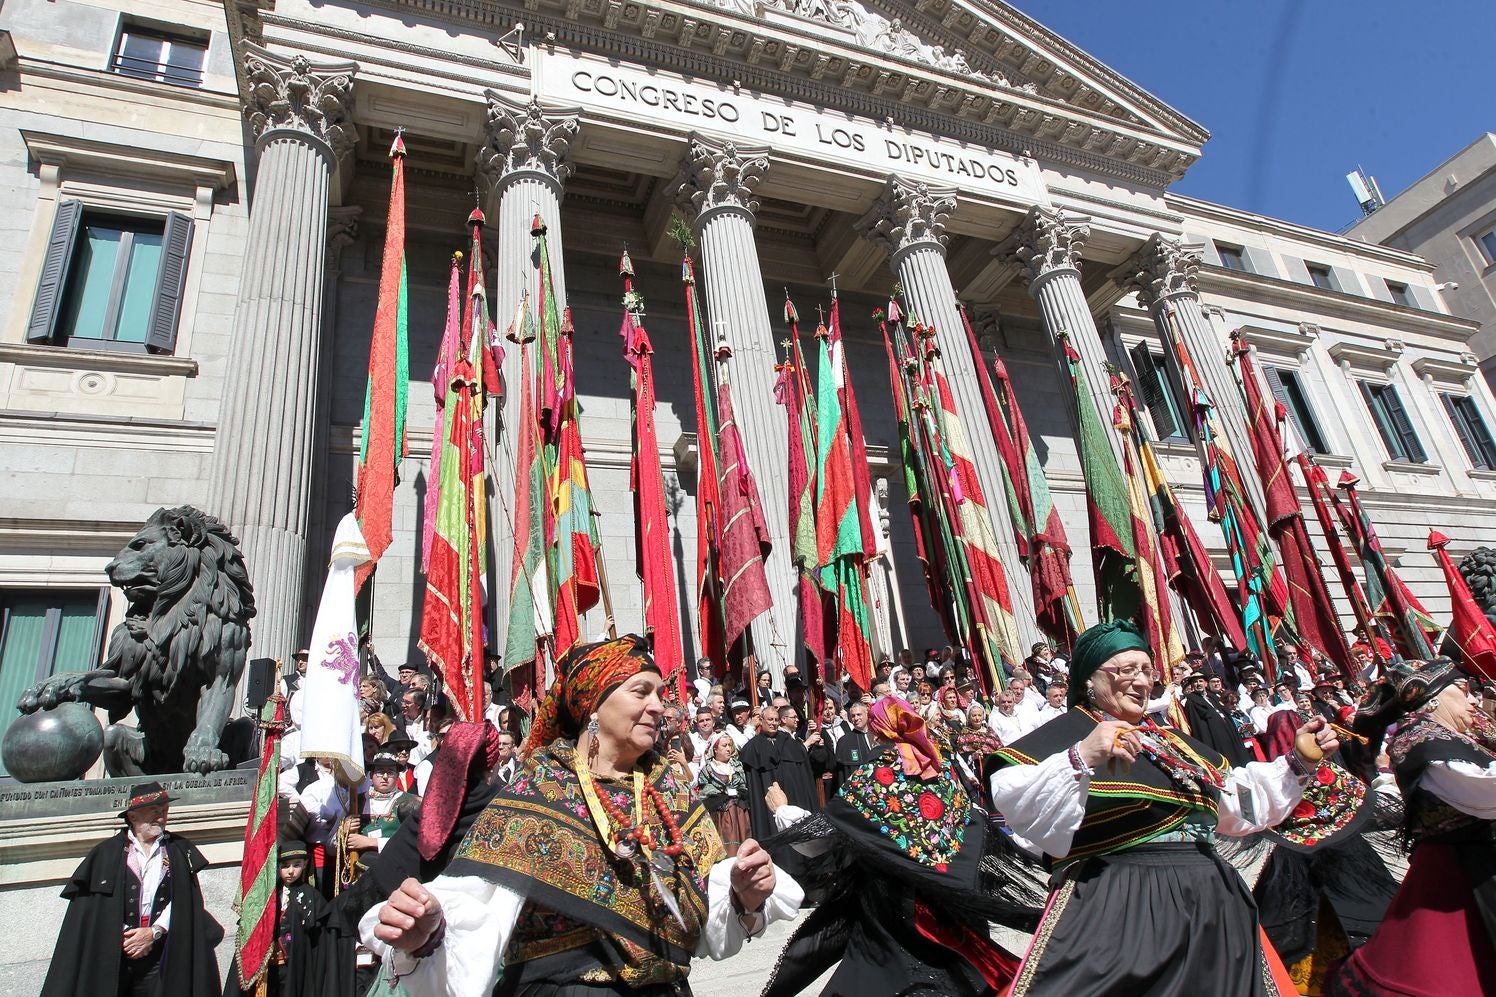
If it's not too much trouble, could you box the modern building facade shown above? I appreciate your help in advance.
[2,0,1495,748]
[1347,133,1496,389]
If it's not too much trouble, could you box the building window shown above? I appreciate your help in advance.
[1263,365,1329,454]
[1306,263,1335,290]
[1478,229,1496,266]
[1216,243,1248,272]
[1385,280,1414,307]
[25,199,192,354]
[111,24,207,88]
[1129,342,1190,441]
[0,589,109,773]
[1442,393,1496,470]
[1359,380,1427,463]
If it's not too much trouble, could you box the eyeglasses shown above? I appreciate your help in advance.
[1099,663,1150,681]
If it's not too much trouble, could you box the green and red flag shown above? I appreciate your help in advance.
[1061,333,1140,625]
[1429,531,1496,680]
[355,134,410,590]
[1111,371,1186,672]
[1335,471,1437,659]
[503,292,550,708]
[620,250,684,689]
[960,305,1081,647]
[682,253,730,681]
[229,698,286,994]
[422,254,462,572]
[814,312,876,691]
[533,216,602,656]
[776,298,826,671]
[419,211,489,721]
[1232,335,1352,677]
[915,323,1020,691]
[716,369,775,660]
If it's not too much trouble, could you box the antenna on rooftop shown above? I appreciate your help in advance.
[1346,166,1385,217]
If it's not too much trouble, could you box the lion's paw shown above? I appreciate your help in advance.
[182,737,229,774]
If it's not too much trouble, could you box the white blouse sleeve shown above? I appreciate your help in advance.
[1421,758,1496,818]
[988,751,1090,859]
[358,874,524,997]
[1216,756,1306,837]
[697,856,804,959]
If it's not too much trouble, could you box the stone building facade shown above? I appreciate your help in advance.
[2,0,1495,739]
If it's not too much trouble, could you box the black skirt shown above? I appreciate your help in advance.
[494,980,691,997]
[1010,842,1281,997]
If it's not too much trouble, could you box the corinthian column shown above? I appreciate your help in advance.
[857,176,1036,644]
[478,93,580,651]
[208,45,356,661]
[675,136,795,674]
[1000,206,1121,461]
[1114,236,1257,488]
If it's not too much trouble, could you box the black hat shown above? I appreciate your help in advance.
[398,662,419,673]
[279,837,310,860]
[119,781,175,819]
[293,648,310,659]
[729,699,750,712]
[383,736,418,753]
[368,751,405,771]
[1186,670,1209,683]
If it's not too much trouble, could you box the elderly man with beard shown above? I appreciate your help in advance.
[42,782,221,997]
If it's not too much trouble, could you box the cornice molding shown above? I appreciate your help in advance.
[1327,339,1403,373]
[21,132,238,192]
[345,0,1196,188]
[1411,355,1480,386]
[1237,321,1317,359]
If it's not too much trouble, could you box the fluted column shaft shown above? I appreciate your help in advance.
[208,47,356,661]
[1118,235,1264,512]
[1003,206,1124,465]
[861,178,1036,646]
[677,137,795,676]
[481,94,580,662]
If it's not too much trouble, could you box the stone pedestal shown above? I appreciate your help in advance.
[677,137,796,674]
[207,45,357,661]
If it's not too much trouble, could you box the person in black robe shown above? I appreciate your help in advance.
[42,782,222,997]
[224,838,347,997]
[1181,670,1253,766]
[740,704,820,840]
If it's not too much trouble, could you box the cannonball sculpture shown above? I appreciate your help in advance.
[2,702,104,783]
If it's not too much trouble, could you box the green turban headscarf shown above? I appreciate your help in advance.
[1067,620,1153,707]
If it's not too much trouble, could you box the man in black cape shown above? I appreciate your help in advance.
[1182,670,1253,766]
[739,704,819,840]
[42,781,221,997]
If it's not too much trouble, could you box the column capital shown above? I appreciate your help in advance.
[241,43,357,160]
[999,205,1089,286]
[856,176,956,259]
[478,92,581,193]
[675,134,770,222]
[1115,233,1203,309]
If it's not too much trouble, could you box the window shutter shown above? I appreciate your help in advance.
[25,199,85,344]
[89,586,111,669]
[1379,383,1427,463]
[1266,366,1327,454]
[1262,364,1303,441]
[145,211,193,354]
[1360,381,1401,459]
[1129,341,1180,439]
[1443,394,1481,466]
[1464,398,1496,469]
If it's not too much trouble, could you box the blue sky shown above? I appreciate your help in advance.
[1011,1,1495,234]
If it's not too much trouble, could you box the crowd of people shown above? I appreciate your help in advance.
[35,620,1496,997]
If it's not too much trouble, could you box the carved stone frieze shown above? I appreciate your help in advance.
[325,206,362,268]
[241,43,357,160]
[1115,233,1202,308]
[856,176,956,256]
[478,92,581,190]
[1000,205,1089,285]
[676,135,771,219]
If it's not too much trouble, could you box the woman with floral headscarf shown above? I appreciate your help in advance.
[694,733,751,857]
[360,635,802,996]
[759,697,1045,996]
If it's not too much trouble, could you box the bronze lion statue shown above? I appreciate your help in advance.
[19,506,256,775]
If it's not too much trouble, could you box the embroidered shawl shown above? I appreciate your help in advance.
[1392,716,1496,841]
[446,740,724,987]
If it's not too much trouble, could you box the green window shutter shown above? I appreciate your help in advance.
[1360,381,1402,460]
[25,199,85,344]
[145,211,193,354]
[1379,382,1427,463]
[1443,394,1481,466]
[1129,341,1181,440]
